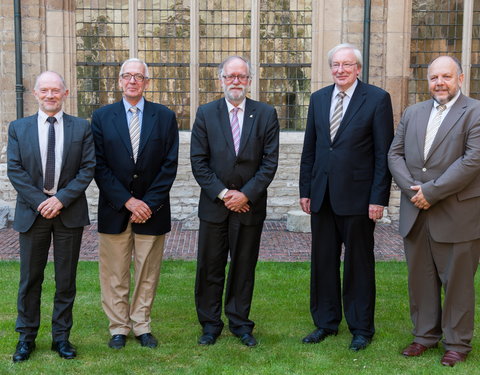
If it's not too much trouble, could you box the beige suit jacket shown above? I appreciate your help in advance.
[388,93,480,242]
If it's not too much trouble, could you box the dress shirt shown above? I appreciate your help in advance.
[426,90,461,129]
[123,97,145,131]
[38,110,64,195]
[330,79,358,121]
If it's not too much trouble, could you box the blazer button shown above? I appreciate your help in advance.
[133,174,139,179]
[329,147,333,151]
[422,167,427,172]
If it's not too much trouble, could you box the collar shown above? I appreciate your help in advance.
[333,79,358,98]
[225,97,246,113]
[433,90,461,110]
[123,97,145,113]
[38,109,64,123]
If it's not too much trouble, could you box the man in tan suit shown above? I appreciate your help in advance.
[388,56,480,367]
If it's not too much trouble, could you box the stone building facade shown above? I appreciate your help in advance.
[0,0,465,226]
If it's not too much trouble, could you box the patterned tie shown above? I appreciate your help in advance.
[424,104,447,158]
[330,91,346,141]
[129,106,141,162]
[231,107,241,155]
[44,116,56,191]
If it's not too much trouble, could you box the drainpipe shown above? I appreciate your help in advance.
[362,0,371,84]
[14,0,24,119]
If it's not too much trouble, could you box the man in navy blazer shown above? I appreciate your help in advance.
[7,71,95,362]
[191,56,279,347]
[299,44,394,351]
[91,58,178,350]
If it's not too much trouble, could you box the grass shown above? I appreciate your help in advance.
[0,261,479,374]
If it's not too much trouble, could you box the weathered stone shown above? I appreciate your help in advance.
[286,210,311,233]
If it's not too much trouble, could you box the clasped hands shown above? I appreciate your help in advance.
[37,196,63,219]
[410,185,431,210]
[125,197,152,223]
[223,190,250,213]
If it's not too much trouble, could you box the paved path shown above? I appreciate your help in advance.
[0,220,404,262]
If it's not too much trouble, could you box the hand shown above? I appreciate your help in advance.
[125,197,152,222]
[300,198,311,214]
[223,190,250,213]
[410,185,431,210]
[369,204,384,221]
[37,196,63,219]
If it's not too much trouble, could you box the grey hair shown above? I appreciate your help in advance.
[34,71,67,91]
[427,55,463,77]
[327,43,363,69]
[119,58,150,78]
[218,56,254,79]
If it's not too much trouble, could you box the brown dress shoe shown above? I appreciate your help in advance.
[401,342,430,357]
[441,350,467,367]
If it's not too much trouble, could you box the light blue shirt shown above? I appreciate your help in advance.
[123,97,145,129]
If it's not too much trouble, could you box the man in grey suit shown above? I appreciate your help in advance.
[190,56,279,347]
[388,56,480,367]
[7,71,95,362]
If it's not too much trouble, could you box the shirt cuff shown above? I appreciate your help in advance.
[218,188,229,200]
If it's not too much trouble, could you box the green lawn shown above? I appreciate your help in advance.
[0,261,479,374]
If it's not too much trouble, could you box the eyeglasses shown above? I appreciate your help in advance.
[120,73,147,82]
[222,74,250,83]
[330,63,357,71]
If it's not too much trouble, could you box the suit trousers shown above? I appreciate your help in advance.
[195,216,263,336]
[99,223,165,336]
[16,215,83,342]
[310,195,376,337]
[404,210,480,353]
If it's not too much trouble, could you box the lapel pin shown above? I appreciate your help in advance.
[249,114,253,118]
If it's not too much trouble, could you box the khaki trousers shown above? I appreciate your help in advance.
[99,223,165,336]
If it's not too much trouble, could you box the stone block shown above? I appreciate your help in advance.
[0,205,14,229]
[286,210,311,233]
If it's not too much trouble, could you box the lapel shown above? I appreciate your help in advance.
[111,100,134,156]
[29,114,43,175]
[238,98,256,155]
[425,94,468,161]
[320,86,334,142]
[217,99,236,156]
[61,113,73,173]
[137,100,156,158]
[332,80,367,143]
[415,99,434,160]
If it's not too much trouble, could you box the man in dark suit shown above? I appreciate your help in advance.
[389,56,480,367]
[299,44,394,351]
[7,71,95,362]
[91,58,178,350]
[190,56,279,347]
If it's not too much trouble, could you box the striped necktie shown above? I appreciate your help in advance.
[231,107,241,155]
[129,106,141,162]
[330,91,346,141]
[424,104,447,158]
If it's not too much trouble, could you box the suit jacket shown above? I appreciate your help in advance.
[7,113,95,233]
[388,94,480,242]
[91,99,179,235]
[190,97,279,225]
[299,80,394,215]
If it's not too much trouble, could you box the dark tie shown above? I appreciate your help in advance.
[44,116,56,191]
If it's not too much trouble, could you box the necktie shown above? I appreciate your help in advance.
[330,91,346,141]
[231,107,241,155]
[424,104,447,158]
[44,116,56,191]
[129,106,140,162]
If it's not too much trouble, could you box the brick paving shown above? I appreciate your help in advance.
[0,220,405,262]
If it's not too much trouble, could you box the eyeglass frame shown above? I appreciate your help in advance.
[330,62,358,71]
[120,73,148,82]
[221,74,250,83]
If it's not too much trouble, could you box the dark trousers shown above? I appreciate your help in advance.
[15,215,83,342]
[310,195,376,337]
[195,216,263,336]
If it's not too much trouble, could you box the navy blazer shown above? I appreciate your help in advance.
[190,97,279,225]
[299,80,394,215]
[7,113,95,232]
[91,99,179,235]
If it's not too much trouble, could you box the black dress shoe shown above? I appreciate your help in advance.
[51,340,77,359]
[12,341,35,363]
[302,329,336,344]
[198,333,217,345]
[349,335,372,351]
[108,334,127,349]
[239,333,257,347]
[136,333,158,348]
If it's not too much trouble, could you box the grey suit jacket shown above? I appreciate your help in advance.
[190,97,279,225]
[388,94,480,242]
[7,113,96,232]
